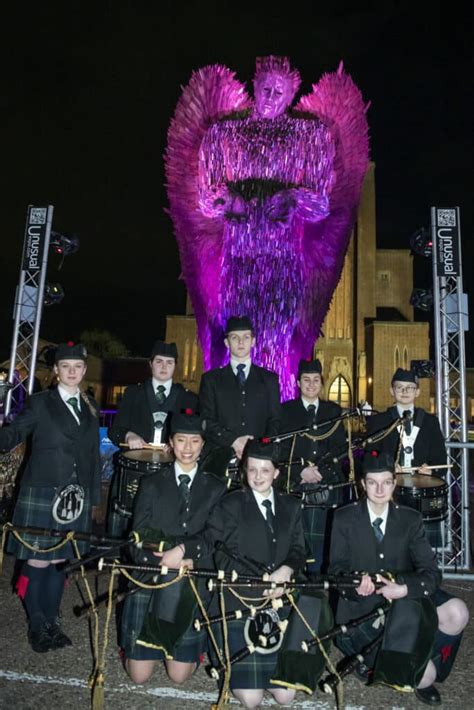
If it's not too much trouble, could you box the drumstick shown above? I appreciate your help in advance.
[119,443,166,450]
[400,464,453,474]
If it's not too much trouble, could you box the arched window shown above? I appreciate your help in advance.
[328,375,351,408]
[183,338,190,379]
[403,346,409,369]
[191,339,198,380]
[394,345,400,370]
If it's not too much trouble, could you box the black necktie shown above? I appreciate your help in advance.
[178,474,191,506]
[67,396,81,423]
[373,517,384,544]
[403,412,412,436]
[307,403,316,423]
[156,385,166,405]
[262,499,274,533]
[236,363,246,388]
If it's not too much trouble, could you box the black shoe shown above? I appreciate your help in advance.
[28,624,53,653]
[47,619,73,649]
[415,685,442,705]
[353,662,373,684]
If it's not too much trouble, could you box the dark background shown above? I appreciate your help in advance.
[1,1,472,361]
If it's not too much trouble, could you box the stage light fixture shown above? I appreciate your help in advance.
[410,228,432,257]
[409,288,433,311]
[44,282,65,306]
[411,359,435,379]
[50,231,80,256]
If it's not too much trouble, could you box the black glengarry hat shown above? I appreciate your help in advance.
[391,368,418,385]
[363,451,395,475]
[170,410,204,436]
[54,342,87,363]
[225,315,254,334]
[150,340,178,361]
[297,358,322,379]
[244,438,279,462]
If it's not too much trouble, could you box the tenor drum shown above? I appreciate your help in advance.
[114,449,174,518]
[395,474,448,522]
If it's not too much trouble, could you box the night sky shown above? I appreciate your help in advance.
[1,2,472,363]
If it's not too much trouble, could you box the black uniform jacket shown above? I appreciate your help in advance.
[280,398,346,486]
[199,363,281,449]
[132,462,226,565]
[213,487,306,611]
[329,499,441,623]
[366,406,446,471]
[0,388,101,504]
[109,380,198,446]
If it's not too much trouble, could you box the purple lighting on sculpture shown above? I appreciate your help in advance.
[166,58,369,399]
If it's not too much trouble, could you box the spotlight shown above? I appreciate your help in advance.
[50,231,80,256]
[44,283,65,306]
[410,288,433,311]
[410,228,432,257]
[411,359,435,379]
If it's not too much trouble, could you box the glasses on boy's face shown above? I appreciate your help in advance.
[394,385,417,393]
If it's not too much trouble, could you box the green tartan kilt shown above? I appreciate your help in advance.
[121,586,206,662]
[210,616,284,690]
[7,485,92,561]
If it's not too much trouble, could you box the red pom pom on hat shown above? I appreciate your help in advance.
[184,408,194,415]
[67,340,74,347]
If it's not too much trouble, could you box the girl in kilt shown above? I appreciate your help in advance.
[212,439,306,709]
[121,412,226,686]
[0,342,100,653]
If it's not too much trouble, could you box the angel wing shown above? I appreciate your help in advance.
[165,66,251,364]
[292,62,370,354]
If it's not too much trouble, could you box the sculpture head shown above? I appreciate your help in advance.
[253,56,301,119]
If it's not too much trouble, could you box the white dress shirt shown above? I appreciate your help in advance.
[58,385,81,424]
[302,397,319,413]
[174,462,198,488]
[367,501,389,536]
[252,487,275,521]
[230,358,251,380]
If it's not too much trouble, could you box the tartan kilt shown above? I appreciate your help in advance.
[210,617,283,690]
[7,484,92,561]
[302,506,328,572]
[121,586,205,663]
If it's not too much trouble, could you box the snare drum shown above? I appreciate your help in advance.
[395,473,448,522]
[114,449,174,518]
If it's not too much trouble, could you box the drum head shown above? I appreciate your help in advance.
[122,449,174,465]
[396,474,444,489]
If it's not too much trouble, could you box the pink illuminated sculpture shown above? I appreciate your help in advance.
[166,57,369,399]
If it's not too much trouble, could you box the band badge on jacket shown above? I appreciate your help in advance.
[52,483,85,524]
[244,608,283,654]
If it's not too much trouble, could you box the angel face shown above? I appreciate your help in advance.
[254,73,293,119]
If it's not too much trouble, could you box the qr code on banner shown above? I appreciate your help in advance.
[437,209,456,227]
[30,207,47,225]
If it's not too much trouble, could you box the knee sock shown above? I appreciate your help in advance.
[431,628,464,682]
[43,565,66,623]
[18,563,49,630]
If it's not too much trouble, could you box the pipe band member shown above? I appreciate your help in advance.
[199,315,281,475]
[0,342,101,653]
[329,451,468,706]
[366,367,447,547]
[211,439,306,709]
[121,411,226,687]
[108,340,198,537]
[281,358,346,572]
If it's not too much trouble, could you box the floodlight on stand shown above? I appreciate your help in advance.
[410,288,433,311]
[410,228,432,257]
[44,283,65,306]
